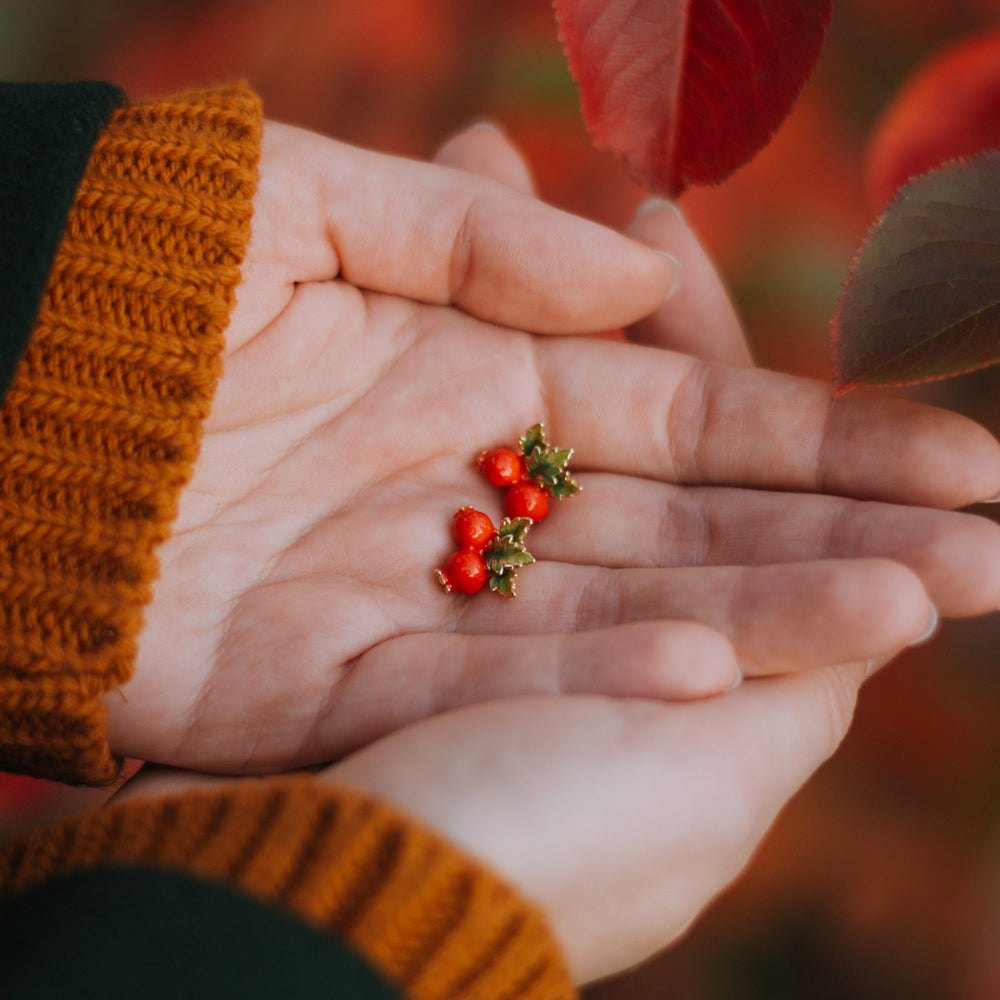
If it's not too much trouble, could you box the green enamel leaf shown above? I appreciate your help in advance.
[485,548,534,574]
[526,445,575,484]
[497,516,532,544]
[832,150,1000,393]
[547,447,573,469]
[484,517,534,578]
[548,473,582,499]
[489,571,516,597]
[519,424,547,455]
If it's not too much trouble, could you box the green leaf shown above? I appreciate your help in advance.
[547,447,573,469]
[832,150,1000,393]
[485,547,534,574]
[484,518,535,578]
[497,516,532,545]
[489,571,517,598]
[548,473,582,499]
[526,446,574,480]
[519,424,547,455]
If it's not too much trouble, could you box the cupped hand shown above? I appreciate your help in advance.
[117,659,873,985]
[328,663,867,983]
[107,121,1000,772]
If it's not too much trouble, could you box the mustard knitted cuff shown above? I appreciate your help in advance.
[0,778,576,1000]
[0,84,262,784]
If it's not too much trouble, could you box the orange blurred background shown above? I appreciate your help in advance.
[3,1,1000,996]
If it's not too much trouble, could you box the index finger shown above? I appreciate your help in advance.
[533,337,1000,508]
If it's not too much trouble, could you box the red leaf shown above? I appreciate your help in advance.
[866,28,1000,213]
[831,151,1000,395]
[552,0,832,196]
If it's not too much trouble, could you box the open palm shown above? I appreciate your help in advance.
[107,122,1000,771]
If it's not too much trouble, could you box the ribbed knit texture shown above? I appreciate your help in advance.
[0,778,576,1000]
[0,84,262,784]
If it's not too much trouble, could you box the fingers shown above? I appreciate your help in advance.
[531,336,1000,508]
[535,476,1000,617]
[261,121,677,333]
[310,622,739,758]
[626,200,752,366]
[430,126,749,370]
[457,558,935,676]
[433,122,536,194]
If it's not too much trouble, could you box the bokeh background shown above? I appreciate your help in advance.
[3,1,1000,996]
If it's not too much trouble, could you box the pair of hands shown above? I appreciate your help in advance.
[112,121,1000,982]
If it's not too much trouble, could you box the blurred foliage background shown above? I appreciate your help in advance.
[2,1,1000,996]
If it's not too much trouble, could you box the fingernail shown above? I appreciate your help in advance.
[635,197,685,222]
[980,492,1000,503]
[469,118,504,136]
[656,250,683,301]
[908,603,939,646]
[724,668,743,692]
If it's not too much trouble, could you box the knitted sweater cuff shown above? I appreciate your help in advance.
[0,84,262,784]
[0,777,576,1000]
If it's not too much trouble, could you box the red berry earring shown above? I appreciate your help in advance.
[436,424,581,599]
[435,509,534,597]
[478,423,580,523]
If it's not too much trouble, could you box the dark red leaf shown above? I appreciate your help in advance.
[831,151,1000,395]
[552,0,831,196]
[866,28,1000,213]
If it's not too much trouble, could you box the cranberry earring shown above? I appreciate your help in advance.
[435,510,534,598]
[436,424,580,598]
[478,423,580,523]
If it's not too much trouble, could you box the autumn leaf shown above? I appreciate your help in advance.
[831,151,1000,395]
[552,0,831,196]
[866,27,1000,213]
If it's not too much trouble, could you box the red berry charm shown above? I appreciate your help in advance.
[439,425,578,598]
[504,480,549,522]
[453,507,495,549]
[436,548,487,595]
[476,448,524,487]
[478,424,581,523]
[436,515,533,598]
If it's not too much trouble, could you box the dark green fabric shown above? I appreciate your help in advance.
[1,865,404,999]
[0,80,125,402]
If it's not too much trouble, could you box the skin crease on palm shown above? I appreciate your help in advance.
[112,122,1000,985]
[103,120,1000,776]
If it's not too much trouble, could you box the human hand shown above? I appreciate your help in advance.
[433,121,750,366]
[325,664,868,983]
[107,122,1000,773]
[116,660,873,984]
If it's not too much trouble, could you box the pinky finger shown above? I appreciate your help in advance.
[313,621,740,759]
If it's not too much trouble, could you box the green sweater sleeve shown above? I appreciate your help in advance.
[0,81,125,400]
[1,866,403,1000]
